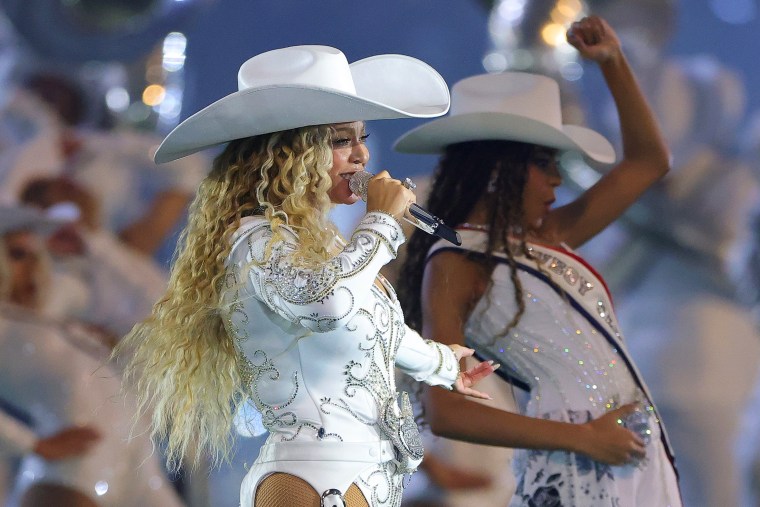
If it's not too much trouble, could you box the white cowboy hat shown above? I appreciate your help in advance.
[0,205,68,236]
[154,45,451,163]
[393,72,615,164]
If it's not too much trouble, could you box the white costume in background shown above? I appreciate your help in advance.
[0,90,61,205]
[45,228,168,337]
[0,410,32,506]
[0,88,207,231]
[428,230,682,507]
[0,459,12,505]
[221,212,459,507]
[614,149,760,507]
[0,304,185,507]
[55,129,207,234]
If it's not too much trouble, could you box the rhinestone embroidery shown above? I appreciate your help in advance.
[453,236,672,506]
[220,214,416,506]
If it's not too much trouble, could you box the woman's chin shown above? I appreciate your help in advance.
[329,183,362,205]
[336,194,361,206]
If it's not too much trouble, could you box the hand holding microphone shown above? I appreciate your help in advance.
[359,170,413,220]
[349,170,461,246]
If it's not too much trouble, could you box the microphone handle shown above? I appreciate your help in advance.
[409,204,462,246]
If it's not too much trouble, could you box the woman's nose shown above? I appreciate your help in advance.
[350,142,369,165]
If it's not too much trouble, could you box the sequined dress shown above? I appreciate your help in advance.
[221,212,459,507]
[428,230,682,507]
[0,304,184,507]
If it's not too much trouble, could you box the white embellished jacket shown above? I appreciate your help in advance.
[220,211,458,452]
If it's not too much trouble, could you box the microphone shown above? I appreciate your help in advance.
[349,170,462,246]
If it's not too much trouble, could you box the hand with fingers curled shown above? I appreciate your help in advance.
[576,403,648,466]
[447,343,499,400]
[365,170,417,221]
[566,15,622,64]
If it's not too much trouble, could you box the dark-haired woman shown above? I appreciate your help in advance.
[396,17,682,506]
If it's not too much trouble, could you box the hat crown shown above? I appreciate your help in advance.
[237,45,356,95]
[451,72,562,127]
[393,71,615,164]
[155,45,449,163]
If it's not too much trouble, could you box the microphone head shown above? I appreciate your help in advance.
[348,170,373,201]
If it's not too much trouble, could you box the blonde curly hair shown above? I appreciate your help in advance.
[116,125,341,470]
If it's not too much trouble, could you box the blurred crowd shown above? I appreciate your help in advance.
[0,65,502,507]
[0,69,210,506]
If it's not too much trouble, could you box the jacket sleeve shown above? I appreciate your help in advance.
[395,324,459,389]
[230,212,405,333]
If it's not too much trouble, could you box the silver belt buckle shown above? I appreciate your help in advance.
[321,488,346,507]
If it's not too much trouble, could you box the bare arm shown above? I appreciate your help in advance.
[33,426,101,461]
[544,16,670,248]
[118,189,191,256]
[421,251,645,464]
[0,410,100,461]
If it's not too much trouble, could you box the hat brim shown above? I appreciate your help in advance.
[393,112,616,165]
[155,55,450,163]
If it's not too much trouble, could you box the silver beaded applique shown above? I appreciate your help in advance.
[222,216,410,505]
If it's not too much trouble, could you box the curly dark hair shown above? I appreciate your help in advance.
[397,139,540,335]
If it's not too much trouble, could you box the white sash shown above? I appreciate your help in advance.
[511,242,623,346]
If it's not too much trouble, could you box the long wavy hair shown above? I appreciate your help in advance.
[397,140,539,336]
[115,125,338,471]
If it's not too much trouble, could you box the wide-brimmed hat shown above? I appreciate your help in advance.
[155,45,451,163]
[393,72,615,164]
[0,205,68,236]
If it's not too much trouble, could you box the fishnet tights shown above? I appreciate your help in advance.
[254,472,369,507]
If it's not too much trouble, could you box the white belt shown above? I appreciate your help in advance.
[257,440,395,464]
